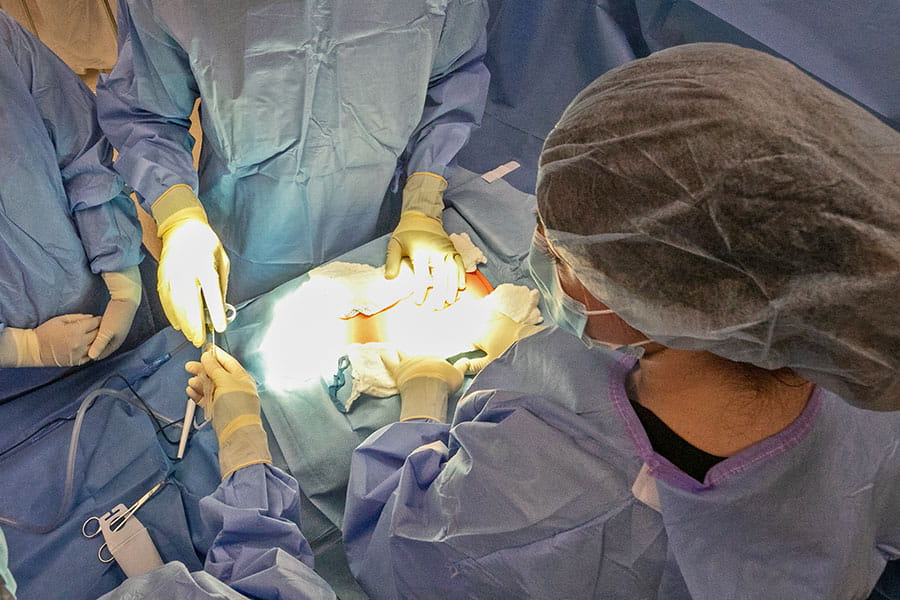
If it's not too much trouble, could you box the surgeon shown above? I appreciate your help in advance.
[96,0,488,348]
[341,44,900,599]
[87,345,336,599]
[0,11,146,373]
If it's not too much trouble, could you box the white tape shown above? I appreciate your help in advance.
[631,463,661,512]
[481,161,520,183]
[101,511,164,578]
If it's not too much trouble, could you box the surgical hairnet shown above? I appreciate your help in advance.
[537,43,900,410]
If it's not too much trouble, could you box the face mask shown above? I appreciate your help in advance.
[528,232,614,344]
[528,231,651,355]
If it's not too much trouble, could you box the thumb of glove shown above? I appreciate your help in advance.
[454,354,492,375]
[377,348,404,380]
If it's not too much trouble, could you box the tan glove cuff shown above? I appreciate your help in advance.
[210,390,260,426]
[398,378,448,422]
[402,172,447,219]
[216,413,263,444]
[218,423,272,480]
[393,356,464,389]
[101,266,142,304]
[0,328,15,367]
[392,210,447,237]
[0,327,41,367]
[151,184,209,237]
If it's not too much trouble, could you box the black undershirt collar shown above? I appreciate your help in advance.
[628,399,726,482]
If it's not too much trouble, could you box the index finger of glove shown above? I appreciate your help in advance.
[73,316,103,335]
[87,330,112,361]
[439,254,462,306]
[199,268,227,333]
[422,255,449,311]
[179,281,206,347]
[185,360,203,376]
[216,249,231,305]
[59,313,100,324]
[410,250,432,305]
[454,253,467,291]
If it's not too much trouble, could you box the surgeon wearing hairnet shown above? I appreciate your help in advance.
[342,44,900,599]
[0,11,145,372]
[94,345,336,599]
[96,0,488,347]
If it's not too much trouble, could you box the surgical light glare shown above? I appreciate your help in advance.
[257,276,353,392]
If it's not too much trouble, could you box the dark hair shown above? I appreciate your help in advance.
[733,362,808,402]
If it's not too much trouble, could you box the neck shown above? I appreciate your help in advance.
[629,347,814,457]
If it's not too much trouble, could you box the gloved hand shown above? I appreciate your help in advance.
[0,314,101,367]
[88,266,142,360]
[153,184,230,347]
[454,311,545,375]
[385,173,466,309]
[185,345,271,479]
[380,349,464,422]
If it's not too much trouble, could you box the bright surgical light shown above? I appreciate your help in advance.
[257,276,355,392]
[256,260,494,394]
[378,293,487,357]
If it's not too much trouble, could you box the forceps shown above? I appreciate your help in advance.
[82,481,165,563]
[176,302,237,459]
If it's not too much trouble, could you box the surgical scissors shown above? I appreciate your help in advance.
[82,481,165,563]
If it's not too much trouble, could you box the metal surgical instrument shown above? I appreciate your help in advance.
[82,481,165,563]
[176,302,237,459]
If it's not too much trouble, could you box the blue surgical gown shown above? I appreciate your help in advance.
[99,463,336,600]
[343,327,900,599]
[0,10,142,335]
[0,527,13,597]
[97,0,489,302]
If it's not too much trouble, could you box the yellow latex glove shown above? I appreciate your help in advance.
[380,349,464,422]
[152,185,230,347]
[88,266,142,360]
[385,173,466,309]
[0,314,101,367]
[185,346,271,479]
[454,311,545,375]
